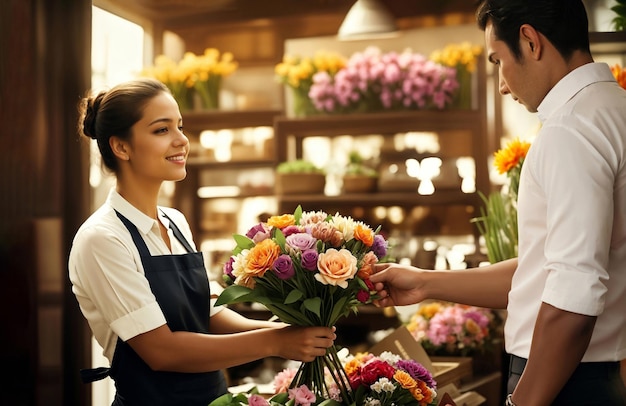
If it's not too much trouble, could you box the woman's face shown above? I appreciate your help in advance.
[125,92,189,184]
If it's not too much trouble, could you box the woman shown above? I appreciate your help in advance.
[68,78,336,405]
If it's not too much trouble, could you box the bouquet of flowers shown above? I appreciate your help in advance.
[472,137,531,263]
[406,301,501,357]
[275,51,347,116]
[308,46,459,114]
[210,350,437,406]
[216,206,390,403]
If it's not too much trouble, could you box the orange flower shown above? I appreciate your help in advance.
[353,223,374,246]
[267,214,295,228]
[245,239,281,283]
[493,138,531,174]
[357,251,378,278]
[611,64,626,90]
[394,370,417,391]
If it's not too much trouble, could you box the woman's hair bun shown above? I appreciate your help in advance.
[81,91,106,140]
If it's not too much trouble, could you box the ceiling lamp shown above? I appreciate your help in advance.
[337,0,399,41]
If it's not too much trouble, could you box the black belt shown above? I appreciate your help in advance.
[509,354,620,379]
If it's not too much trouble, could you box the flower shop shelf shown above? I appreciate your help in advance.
[173,109,283,241]
[273,109,491,245]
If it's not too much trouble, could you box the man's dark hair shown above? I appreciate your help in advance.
[476,0,591,61]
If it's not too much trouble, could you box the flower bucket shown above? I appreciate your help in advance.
[341,174,377,194]
[275,173,326,195]
[291,86,318,117]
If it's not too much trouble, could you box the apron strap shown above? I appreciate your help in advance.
[80,366,111,383]
[159,210,196,253]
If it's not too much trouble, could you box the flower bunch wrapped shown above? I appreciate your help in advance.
[308,46,459,114]
[430,42,483,109]
[140,48,238,111]
[406,301,501,357]
[611,64,626,90]
[275,51,347,116]
[216,206,390,403]
[472,137,531,263]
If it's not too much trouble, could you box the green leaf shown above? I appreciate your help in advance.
[284,289,304,304]
[329,296,348,325]
[303,297,322,318]
[268,392,290,403]
[233,234,254,250]
[207,393,237,406]
[294,205,303,224]
[274,228,286,251]
[214,285,254,306]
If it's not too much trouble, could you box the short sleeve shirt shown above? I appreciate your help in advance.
[68,188,223,362]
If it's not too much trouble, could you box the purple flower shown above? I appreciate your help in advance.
[371,234,388,259]
[246,223,270,243]
[396,359,437,389]
[301,249,318,271]
[223,257,235,279]
[286,232,317,251]
[273,254,295,280]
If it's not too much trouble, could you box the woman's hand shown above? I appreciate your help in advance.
[274,326,336,362]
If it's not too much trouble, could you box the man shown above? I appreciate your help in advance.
[370,1,626,404]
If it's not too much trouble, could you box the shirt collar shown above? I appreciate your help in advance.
[537,63,616,123]
[107,188,164,235]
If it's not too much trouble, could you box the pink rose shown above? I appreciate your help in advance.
[248,394,270,406]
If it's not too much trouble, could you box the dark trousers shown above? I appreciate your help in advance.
[507,355,626,405]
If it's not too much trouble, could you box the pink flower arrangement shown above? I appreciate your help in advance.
[407,301,502,357]
[308,46,459,114]
[216,205,390,403]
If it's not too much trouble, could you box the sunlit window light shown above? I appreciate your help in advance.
[197,186,241,198]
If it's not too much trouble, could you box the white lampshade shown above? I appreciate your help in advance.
[337,0,399,40]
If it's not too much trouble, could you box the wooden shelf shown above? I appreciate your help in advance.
[589,31,626,54]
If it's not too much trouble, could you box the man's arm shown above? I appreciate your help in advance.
[511,302,596,405]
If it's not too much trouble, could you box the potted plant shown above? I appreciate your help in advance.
[342,151,378,194]
[275,159,326,195]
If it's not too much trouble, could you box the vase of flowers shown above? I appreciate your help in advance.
[308,46,459,115]
[430,42,483,110]
[216,206,391,404]
[140,54,195,111]
[275,51,347,117]
[141,48,238,111]
[472,137,531,263]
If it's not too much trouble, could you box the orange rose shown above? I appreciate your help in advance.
[354,223,374,246]
[245,239,281,281]
[267,214,295,228]
[315,248,357,288]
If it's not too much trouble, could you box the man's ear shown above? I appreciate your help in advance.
[519,24,542,60]
[110,136,130,161]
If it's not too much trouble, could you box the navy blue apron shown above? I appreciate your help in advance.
[80,210,228,405]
